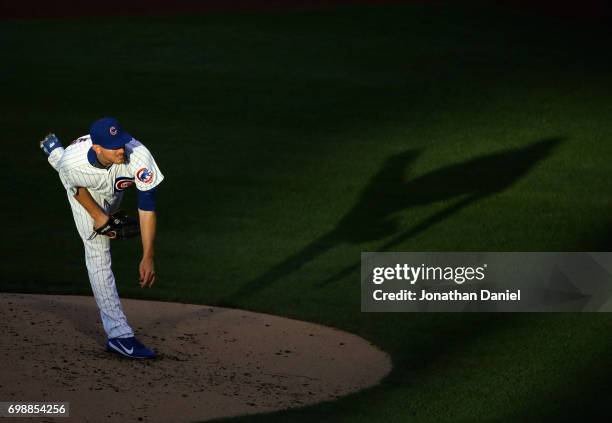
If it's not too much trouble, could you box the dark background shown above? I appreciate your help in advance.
[2,1,612,422]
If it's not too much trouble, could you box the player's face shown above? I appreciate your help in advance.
[98,146,126,165]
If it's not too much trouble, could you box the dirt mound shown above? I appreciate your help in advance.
[0,293,391,422]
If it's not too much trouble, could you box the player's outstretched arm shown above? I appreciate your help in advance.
[138,209,157,288]
[73,187,109,229]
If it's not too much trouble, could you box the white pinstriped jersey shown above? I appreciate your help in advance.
[48,134,164,339]
[58,135,164,211]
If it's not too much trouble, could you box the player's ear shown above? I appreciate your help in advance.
[92,144,102,154]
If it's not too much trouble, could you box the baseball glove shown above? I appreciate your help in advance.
[94,211,140,240]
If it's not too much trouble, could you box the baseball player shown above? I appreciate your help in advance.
[40,117,164,359]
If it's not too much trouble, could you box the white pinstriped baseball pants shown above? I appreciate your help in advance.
[49,148,133,339]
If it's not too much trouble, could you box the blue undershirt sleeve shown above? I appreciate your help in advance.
[137,187,157,211]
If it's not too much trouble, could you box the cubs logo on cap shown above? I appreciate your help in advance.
[90,117,132,149]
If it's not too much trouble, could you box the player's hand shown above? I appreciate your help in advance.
[139,256,156,288]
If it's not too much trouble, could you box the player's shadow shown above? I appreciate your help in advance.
[227,137,563,302]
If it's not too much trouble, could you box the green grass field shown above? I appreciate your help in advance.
[2,2,612,421]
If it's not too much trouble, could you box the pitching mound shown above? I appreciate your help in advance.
[0,293,391,422]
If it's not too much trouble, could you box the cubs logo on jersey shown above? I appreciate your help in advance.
[136,168,154,184]
[114,177,135,191]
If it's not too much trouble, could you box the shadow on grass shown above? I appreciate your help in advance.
[227,137,563,302]
[509,353,612,422]
[595,227,612,251]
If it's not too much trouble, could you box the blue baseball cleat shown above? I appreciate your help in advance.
[106,337,156,359]
[40,133,62,156]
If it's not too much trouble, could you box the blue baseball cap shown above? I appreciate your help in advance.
[90,117,132,149]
